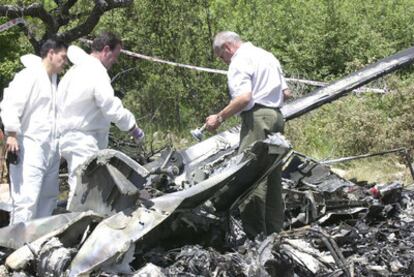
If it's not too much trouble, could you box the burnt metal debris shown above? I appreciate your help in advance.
[281,44,414,121]
[1,46,414,276]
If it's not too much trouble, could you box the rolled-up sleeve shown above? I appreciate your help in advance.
[274,59,288,91]
[279,67,289,91]
[0,70,33,134]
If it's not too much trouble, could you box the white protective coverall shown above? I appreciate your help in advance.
[0,55,60,224]
[57,45,136,201]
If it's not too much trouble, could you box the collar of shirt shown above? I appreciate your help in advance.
[231,42,253,63]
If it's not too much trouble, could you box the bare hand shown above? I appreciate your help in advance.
[6,136,19,153]
[283,89,293,100]
[205,114,221,132]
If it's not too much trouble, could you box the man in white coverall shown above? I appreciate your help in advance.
[58,32,144,202]
[0,39,68,224]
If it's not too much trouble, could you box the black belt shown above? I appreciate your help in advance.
[241,103,281,116]
[251,103,280,111]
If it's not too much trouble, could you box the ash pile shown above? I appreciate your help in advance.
[0,131,413,277]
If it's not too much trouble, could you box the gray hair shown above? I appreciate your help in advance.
[213,31,242,54]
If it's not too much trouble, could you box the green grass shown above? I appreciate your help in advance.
[331,157,414,186]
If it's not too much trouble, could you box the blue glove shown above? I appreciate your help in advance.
[129,126,145,145]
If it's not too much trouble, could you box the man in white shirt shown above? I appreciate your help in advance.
[205,31,291,238]
[58,32,144,203]
[1,39,68,224]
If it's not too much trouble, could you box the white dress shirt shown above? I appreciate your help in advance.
[227,42,288,113]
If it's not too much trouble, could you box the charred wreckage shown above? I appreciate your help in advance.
[1,46,414,277]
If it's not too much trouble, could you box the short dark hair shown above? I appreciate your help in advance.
[39,38,68,58]
[91,32,122,52]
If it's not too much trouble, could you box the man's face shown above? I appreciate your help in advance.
[102,44,122,69]
[216,43,233,65]
[50,48,68,74]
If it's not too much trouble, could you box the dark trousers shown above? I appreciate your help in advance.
[238,105,285,238]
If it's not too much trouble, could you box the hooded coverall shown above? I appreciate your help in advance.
[0,55,60,224]
[57,46,136,202]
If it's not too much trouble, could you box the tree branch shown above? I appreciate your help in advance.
[55,0,78,26]
[61,0,79,12]
[59,0,133,43]
[0,0,133,53]
[0,3,57,33]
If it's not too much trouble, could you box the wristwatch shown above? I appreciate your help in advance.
[217,114,224,123]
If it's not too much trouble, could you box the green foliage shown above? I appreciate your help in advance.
[95,0,414,158]
[0,19,31,96]
[2,0,414,164]
[98,0,229,135]
[42,0,58,11]
[286,76,414,160]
